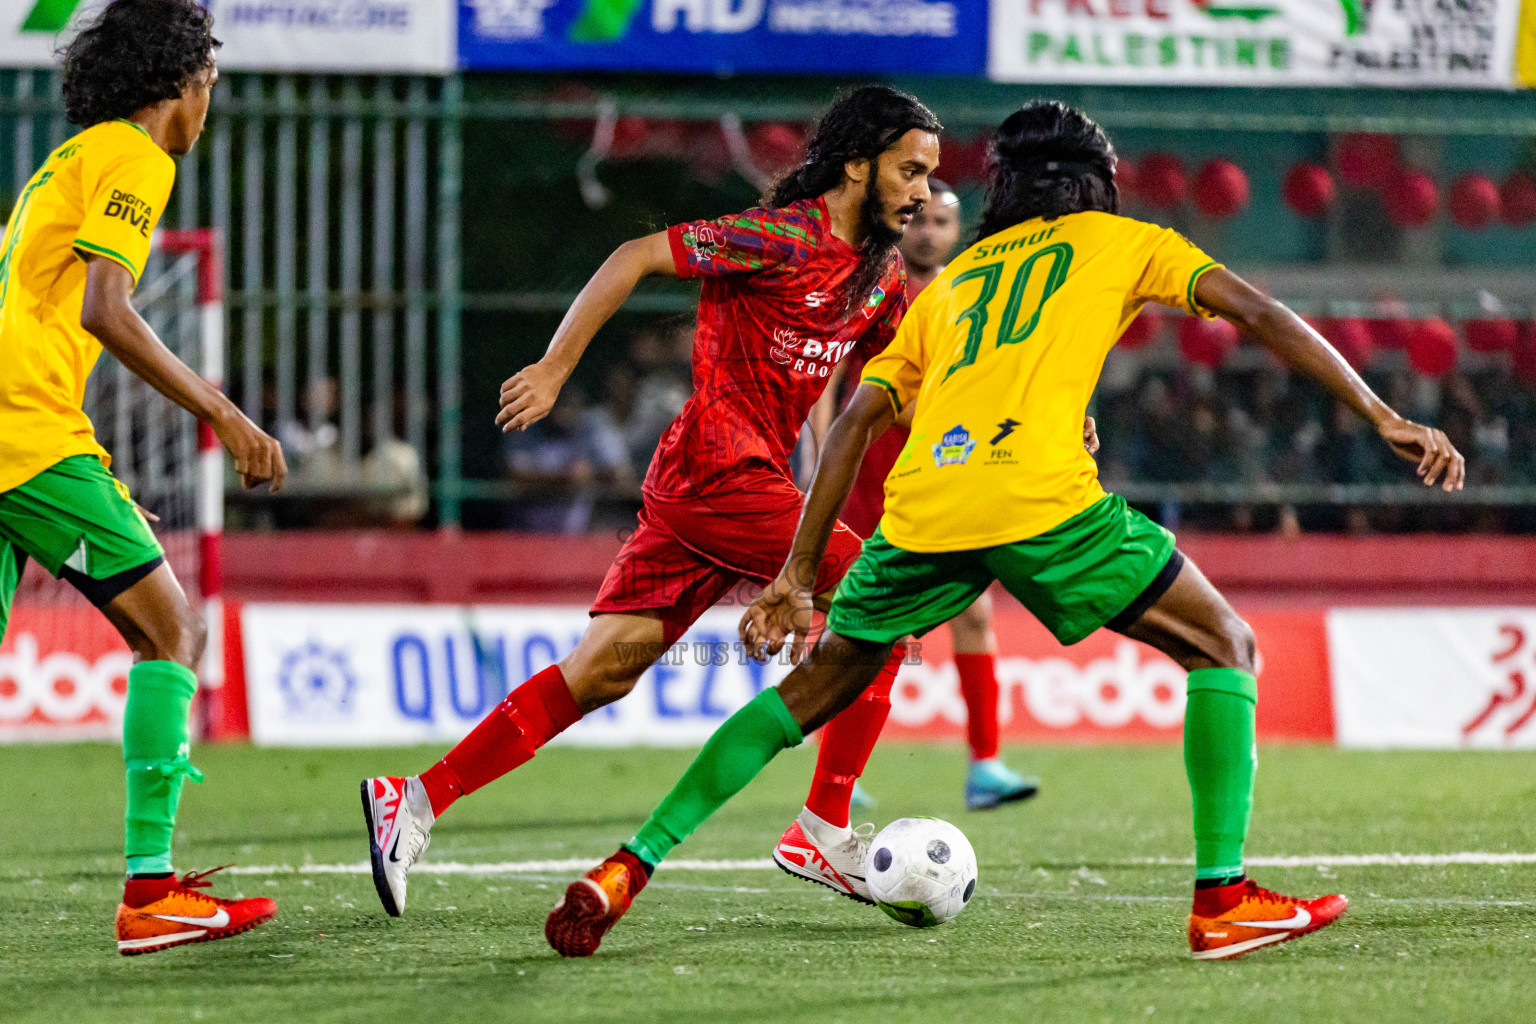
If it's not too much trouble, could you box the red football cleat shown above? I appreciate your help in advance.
[545,850,649,958]
[115,867,276,956]
[1188,878,1348,960]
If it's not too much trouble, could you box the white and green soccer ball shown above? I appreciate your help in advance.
[864,817,978,928]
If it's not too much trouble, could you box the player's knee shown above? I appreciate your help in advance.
[134,607,206,669]
[563,659,642,712]
[1211,615,1257,674]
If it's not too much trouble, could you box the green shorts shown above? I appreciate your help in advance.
[827,494,1180,647]
[0,455,165,639]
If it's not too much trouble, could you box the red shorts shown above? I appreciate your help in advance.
[592,468,865,645]
[839,425,909,540]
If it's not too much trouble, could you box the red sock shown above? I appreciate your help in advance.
[123,874,178,908]
[418,665,582,817]
[805,642,906,828]
[1193,877,1251,916]
[954,652,999,761]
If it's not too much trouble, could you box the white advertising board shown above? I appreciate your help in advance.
[0,1,455,73]
[989,0,1523,87]
[1327,608,1536,749]
[242,603,797,747]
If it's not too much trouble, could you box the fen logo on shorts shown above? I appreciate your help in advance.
[932,425,977,467]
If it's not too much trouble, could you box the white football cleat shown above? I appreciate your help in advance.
[361,775,434,917]
[772,808,875,904]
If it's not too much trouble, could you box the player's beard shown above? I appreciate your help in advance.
[842,177,916,317]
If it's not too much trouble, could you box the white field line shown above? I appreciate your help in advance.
[224,851,1536,877]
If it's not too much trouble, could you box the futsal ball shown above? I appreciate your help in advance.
[865,817,978,928]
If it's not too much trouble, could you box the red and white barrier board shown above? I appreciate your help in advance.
[0,606,133,742]
[1327,609,1536,749]
[8,599,1536,749]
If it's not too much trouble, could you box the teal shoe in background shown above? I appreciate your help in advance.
[965,758,1040,810]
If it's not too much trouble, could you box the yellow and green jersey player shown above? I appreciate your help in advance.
[0,0,284,955]
[548,100,1467,961]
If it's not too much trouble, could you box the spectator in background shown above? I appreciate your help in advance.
[624,326,692,469]
[503,385,633,533]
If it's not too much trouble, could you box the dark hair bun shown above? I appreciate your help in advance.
[974,100,1120,239]
[993,102,1110,169]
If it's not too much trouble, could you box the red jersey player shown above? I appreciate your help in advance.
[359,86,942,917]
[835,181,1044,811]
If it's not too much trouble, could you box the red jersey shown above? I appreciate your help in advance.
[839,272,932,537]
[645,197,907,501]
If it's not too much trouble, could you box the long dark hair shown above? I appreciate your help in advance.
[62,0,220,128]
[975,101,1119,243]
[768,86,941,313]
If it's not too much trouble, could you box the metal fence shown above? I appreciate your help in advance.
[4,70,1536,526]
[0,70,464,521]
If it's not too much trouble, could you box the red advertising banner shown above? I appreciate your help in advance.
[882,606,1333,744]
[0,604,133,741]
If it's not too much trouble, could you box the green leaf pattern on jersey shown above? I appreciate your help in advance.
[0,171,54,308]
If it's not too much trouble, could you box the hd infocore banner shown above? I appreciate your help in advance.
[989,0,1524,88]
[457,0,988,74]
[0,0,456,73]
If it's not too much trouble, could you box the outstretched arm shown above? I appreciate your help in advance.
[1194,268,1465,491]
[741,383,896,660]
[80,257,285,492]
[497,231,675,433]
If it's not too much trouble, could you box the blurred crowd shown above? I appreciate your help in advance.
[1094,355,1535,532]
[500,322,693,533]
[495,331,1536,536]
[243,326,1536,537]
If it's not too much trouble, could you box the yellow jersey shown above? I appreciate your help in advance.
[861,210,1220,552]
[0,119,175,493]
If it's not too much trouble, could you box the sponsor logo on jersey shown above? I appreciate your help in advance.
[804,290,830,308]
[989,418,1020,445]
[103,190,155,238]
[932,425,976,467]
[769,327,856,376]
[682,224,722,261]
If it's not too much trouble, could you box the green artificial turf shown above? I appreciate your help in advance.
[3,742,1534,1023]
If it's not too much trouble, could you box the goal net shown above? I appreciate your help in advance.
[0,231,223,741]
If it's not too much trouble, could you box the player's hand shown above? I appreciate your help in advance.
[740,571,815,664]
[1379,415,1465,492]
[497,360,566,433]
[214,409,288,493]
[1083,416,1099,455]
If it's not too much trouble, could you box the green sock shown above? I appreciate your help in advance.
[626,688,804,868]
[1183,667,1258,883]
[123,661,203,876]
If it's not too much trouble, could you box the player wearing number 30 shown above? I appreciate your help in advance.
[552,101,1466,959]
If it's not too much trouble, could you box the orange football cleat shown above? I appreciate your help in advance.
[1188,878,1347,960]
[545,850,649,958]
[115,867,276,956]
